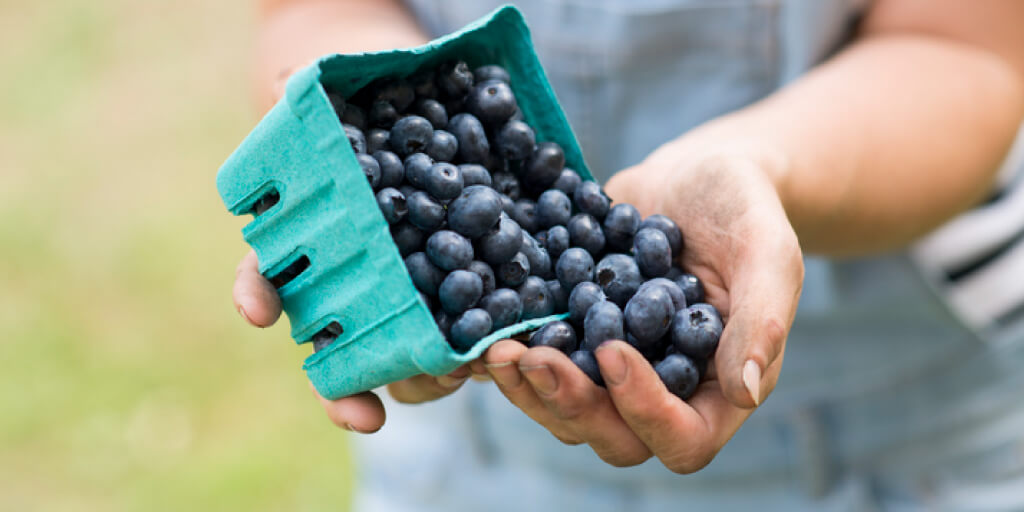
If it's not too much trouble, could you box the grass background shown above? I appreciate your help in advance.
[0,1,355,509]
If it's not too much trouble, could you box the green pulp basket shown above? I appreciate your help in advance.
[216,5,592,400]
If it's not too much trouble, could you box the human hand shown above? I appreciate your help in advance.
[483,149,803,471]
[232,250,479,433]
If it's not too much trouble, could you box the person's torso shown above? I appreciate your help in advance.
[356,1,1024,509]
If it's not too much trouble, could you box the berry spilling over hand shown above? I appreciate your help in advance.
[325,62,723,402]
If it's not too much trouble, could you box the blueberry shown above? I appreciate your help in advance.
[552,168,582,197]
[655,354,700,400]
[466,80,518,126]
[366,128,390,153]
[427,130,459,162]
[511,199,539,235]
[373,150,404,188]
[633,228,672,278]
[536,189,572,229]
[479,288,522,330]
[426,230,474,271]
[340,104,366,130]
[521,142,565,191]
[326,91,345,117]
[406,190,446,231]
[624,283,674,345]
[311,328,339,353]
[694,356,709,380]
[417,291,432,311]
[541,225,570,260]
[603,203,641,253]
[567,213,606,257]
[434,309,454,339]
[411,70,438,99]
[573,181,610,220]
[356,153,381,189]
[637,278,687,312]
[398,184,417,199]
[555,247,595,292]
[403,152,434,189]
[529,321,577,354]
[436,60,473,98]
[639,214,684,257]
[423,162,464,200]
[674,273,706,305]
[343,124,366,153]
[449,308,492,351]
[627,332,669,362]
[369,100,399,129]
[405,252,445,296]
[518,276,555,320]
[670,303,723,359]
[447,185,503,239]
[545,279,569,312]
[391,222,423,257]
[477,213,524,266]
[389,115,434,157]
[374,80,415,112]
[570,350,604,386]
[499,194,515,216]
[595,254,643,307]
[443,97,465,118]
[482,151,508,174]
[568,281,605,327]
[472,64,510,84]
[521,232,553,279]
[497,251,530,287]
[447,113,489,163]
[439,269,484,314]
[582,301,625,351]
[492,172,521,200]
[458,164,492,187]
[495,120,535,160]
[375,187,407,224]
[467,260,497,296]
[413,98,449,129]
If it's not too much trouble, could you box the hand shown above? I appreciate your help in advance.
[483,149,803,472]
[232,250,479,433]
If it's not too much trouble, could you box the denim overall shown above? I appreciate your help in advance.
[353,1,1024,510]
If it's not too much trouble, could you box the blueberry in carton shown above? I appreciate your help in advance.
[216,6,592,400]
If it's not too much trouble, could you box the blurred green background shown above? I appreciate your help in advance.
[0,1,354,509]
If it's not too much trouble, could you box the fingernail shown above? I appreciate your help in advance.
[520,365,557,396]
[237,304,252,324]
[743,360,761,406]
[485,361,520,388]
[343,423,378,434]
[595,343,627,385]
[436,374,470,389]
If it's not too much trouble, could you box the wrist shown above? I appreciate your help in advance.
[652,119,796,212]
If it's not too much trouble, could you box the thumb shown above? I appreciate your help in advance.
[714,228,803,409]
[603,165,653,210]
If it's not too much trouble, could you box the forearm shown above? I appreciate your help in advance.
[662,33,1024,257]
[256,0,428,109]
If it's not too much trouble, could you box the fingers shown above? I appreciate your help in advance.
[595,340,748,473]
[484,340,583,445]
[715,215,803,408]
[387,365,472,404]
[603,164,657,211]
[518,347,652,466]
[312,384,387,434]
[233,250,283,327]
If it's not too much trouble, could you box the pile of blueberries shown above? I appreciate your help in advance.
[318,61,723,400]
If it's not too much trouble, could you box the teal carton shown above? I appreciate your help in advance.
[216,5,592,400]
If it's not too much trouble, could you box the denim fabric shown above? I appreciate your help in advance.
[353,1,1024,510]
